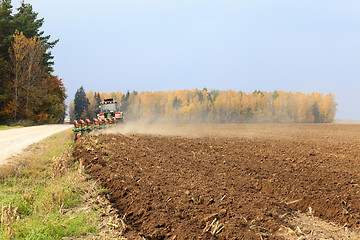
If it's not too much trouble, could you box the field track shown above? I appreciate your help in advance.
[74,124,360,239]
[0,124,72,164]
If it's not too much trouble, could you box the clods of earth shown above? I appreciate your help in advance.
[74,124,360,239]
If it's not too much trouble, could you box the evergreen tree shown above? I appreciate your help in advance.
[0,0,13,60]
[95,92,101,104]
[13,2,58,72]
[74,86,90,120]
[0,0,13,122]
[94,92,101,115]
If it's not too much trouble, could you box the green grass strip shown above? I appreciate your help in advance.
[0,130,99,239]
[0,125,24,131]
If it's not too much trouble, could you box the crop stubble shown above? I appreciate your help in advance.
[74,124,360,239]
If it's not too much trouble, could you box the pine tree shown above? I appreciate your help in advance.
[13,2,58,72]
[95,92,101,104]
[94,92,101,115]
[74,86,90,120]
[0,0,13,60]
[0,0,13,122]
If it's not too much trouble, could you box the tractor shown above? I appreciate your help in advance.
[97,98,124,123]
[73,98,123,140]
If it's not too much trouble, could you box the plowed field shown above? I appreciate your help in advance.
[74,124,360,239]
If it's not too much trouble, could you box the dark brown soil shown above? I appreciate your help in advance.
[74,124,360,239]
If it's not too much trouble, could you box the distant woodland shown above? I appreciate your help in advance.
[0,1,66,124]
[70,88,337,123]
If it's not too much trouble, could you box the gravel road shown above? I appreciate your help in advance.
[0,124,72,164]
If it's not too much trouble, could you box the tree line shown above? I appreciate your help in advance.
[70,87,337,123]
[0,1,66,124]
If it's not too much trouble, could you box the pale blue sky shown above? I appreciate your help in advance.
[16,0,360,120]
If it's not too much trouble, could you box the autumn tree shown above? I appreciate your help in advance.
[172,96,182,110]
[68,99,75,121]
[0,1,64,124]
[8,30,57,122]
[88,89,337,124]
[25,33,43,117]
[8,30,27,121]
[86,90,103,119]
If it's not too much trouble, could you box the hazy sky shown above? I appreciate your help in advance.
[15,0,360,120]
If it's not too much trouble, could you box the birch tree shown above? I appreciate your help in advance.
[9,30,27,121]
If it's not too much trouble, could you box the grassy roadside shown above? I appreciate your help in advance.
[0,130,100,239]
[0,125,24,131]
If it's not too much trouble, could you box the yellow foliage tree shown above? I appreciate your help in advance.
[90,89,337,123]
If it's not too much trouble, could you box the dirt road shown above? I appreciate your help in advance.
[0,124,72,164]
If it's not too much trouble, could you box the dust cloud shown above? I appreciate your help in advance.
[100,122,210,138]
[97,122,360,141]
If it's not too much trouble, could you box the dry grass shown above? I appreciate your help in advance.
[0,129,132,239]
[0,130,100,239]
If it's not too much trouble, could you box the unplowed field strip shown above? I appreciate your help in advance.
[74,124,360,239]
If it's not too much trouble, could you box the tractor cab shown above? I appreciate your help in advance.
[98,98,124,122]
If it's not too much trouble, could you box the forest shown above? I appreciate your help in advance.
[0,1,66,124]
[70,88,337,123]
